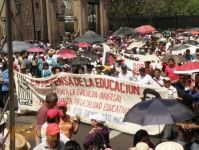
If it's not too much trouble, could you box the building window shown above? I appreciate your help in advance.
[35,2,39,9]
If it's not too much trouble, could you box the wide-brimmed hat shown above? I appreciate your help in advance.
[48,49,56,54]
[155,141,183,150]
[129,142,153,150]
[5,133,31,150]
[90,114,105,124]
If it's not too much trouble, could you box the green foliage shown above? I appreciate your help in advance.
[108,0,199,17]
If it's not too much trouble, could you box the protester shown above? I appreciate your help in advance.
[35,92,58,144]
[163,77,179,99]
[118,64,134,81]
[129,142,153,150]
[64,140,81,150]
[136,67,154,85]
[151,68,164,87]
[164,58,179,82]
[34,123,65,150]
[0,114,8,147]
[83,113,111,149]
[57,100,80,139]
[133,129,154,149]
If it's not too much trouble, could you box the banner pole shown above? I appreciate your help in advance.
[5,0,15,149]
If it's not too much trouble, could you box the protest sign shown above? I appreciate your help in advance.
[15,72,168,135]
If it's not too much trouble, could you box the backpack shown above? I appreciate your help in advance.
[88,131,108,150]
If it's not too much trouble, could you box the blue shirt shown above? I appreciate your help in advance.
[188,89,199,102]
[2,69,9,92]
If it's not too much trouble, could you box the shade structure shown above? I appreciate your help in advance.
[127,41,145,50]
[78,42,91,48]
[69,56,91,65]
[3,41,33,53]
[74,30,105,44]
[123,99,194,126]
[114,27,137,38]
[135,25,156,34]
[57,49,76,59]
[27,47,44,53]
[174,62,199,74]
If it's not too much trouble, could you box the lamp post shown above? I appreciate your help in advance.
[31,0,36,42]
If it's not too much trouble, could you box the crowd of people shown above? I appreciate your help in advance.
[0,28,199,149]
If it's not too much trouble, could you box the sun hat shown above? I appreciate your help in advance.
[129,142,153,150]
[163,77,171,81]
[46,123,60,136]
[47,108,60,119]
[5,133,31,150]
[48,49,56,54]
[57,100,67,108]
[155,141,184,150]
[90,113,105,124]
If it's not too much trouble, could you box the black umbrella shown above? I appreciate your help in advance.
[123,99,194,126]
[73,30,105,44]
[183,40,198,46]
[65,44,79,51]
[69,57,91,65]
[114,27,136,38]
[79,51,97,62]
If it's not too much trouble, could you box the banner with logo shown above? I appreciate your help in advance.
[15,72,168,135]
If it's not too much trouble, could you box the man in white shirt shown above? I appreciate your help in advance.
[118,64,135,81]
[136,67,154,85]
[151,68,164,87]
[163,77,179,99]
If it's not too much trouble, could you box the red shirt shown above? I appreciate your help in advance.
[36,102,50,126]
[165,65,179,81]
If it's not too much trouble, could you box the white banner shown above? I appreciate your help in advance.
[15,72,168,135]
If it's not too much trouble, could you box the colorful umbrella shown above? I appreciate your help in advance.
[78,42,91,48]
[135,25,156,34]
[174,62,199,74]
[57,49,76,59]
[27,47,44,53]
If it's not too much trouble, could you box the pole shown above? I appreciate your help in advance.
[41,0,48,44]
[5,0,15,150]
[31,0,36,42]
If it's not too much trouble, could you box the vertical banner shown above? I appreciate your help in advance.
[15,72,168,135]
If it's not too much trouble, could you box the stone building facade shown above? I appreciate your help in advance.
[0,0,108,45]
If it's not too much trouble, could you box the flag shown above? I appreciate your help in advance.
[102,44,117,66]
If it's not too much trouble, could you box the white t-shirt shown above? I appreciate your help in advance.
[151,76,164,87]
[136,74,153,85]
[118,71,134,81]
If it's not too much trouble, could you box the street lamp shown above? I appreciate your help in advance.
[61,3,66,15]
[15,0,22,15]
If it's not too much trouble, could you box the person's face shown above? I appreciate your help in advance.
[91,119,97,127]
[46,134,60,149]
[122,68,127,74]
[139,71,146,77]
[196,54,199,60]
[154,70,160,78]
[168,60,174,67]
[48,101,57,108]
[55,69,60,74]
[164,80,171,88]
[195,75,199,82]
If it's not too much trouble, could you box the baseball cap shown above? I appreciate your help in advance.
[90,113,105,124]
[57,100,67,108]
[47,108,60,119]
[46,123,60,136]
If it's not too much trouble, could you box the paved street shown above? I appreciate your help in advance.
[13,112,159,150]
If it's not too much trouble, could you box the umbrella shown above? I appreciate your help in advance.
[27,47,44,53]
[69,57,91,65]
[79,51,97,62]
[151,32,163,39]
[65,44,79,51]
[127,41,145,50]
[74,30,104,44]
[2,41,33,53]
[161,55,186,63]
[135,25,157,34]
[114,27,136,38]
[78,42,91,48]
[171,44,198,55]
[174,62,199,74]
[183,40,198,46]
[123,99,194,126]
[57,49,76,59]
